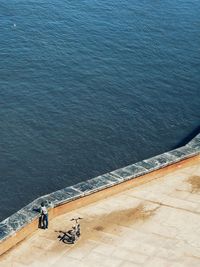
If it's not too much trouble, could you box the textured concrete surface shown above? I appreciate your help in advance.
[0,159,200,267]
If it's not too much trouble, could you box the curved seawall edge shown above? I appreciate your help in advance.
[0,133,200,255]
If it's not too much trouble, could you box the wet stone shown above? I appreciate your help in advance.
[0,223,14,242]
[143,153,174,170]
[73,181,95,193]
[73,176,111,195]
[4,211,29,232]
[88,176,112,189]
[168,148,186,159]
[143,157,161,170]
[62,186,82,197]
[178,146,198,156]
[50,186,83,206]
[168,146,198,161]
[137,160,157,170]
[110,167,132,179]
[50,191,74,207]
[102,173,123,184]
[163,152,179,163]
[187,134,200,148]
[166,149,188,163]
[20,207,38,222]
[124,164,147,179]
[187,137,200,151]
[19,196,55,215]
[21,197,53,221]
[29,196,53,211]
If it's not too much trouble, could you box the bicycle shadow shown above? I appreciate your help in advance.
[55,230,76,244]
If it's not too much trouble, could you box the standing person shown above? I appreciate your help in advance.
[40,202,48,229]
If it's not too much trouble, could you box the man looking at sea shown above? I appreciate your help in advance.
[40,202,48,229]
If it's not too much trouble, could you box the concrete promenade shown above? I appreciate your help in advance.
[0,158,200,267]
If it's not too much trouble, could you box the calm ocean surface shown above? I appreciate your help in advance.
[0,0,199,220]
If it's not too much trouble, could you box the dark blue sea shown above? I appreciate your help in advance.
[0,0,199,220]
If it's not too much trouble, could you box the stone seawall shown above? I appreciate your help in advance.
[0,133,200,256]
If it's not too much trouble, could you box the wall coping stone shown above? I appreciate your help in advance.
[0,133,200,243]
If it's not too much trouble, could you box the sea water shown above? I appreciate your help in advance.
[0,0,199,220]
